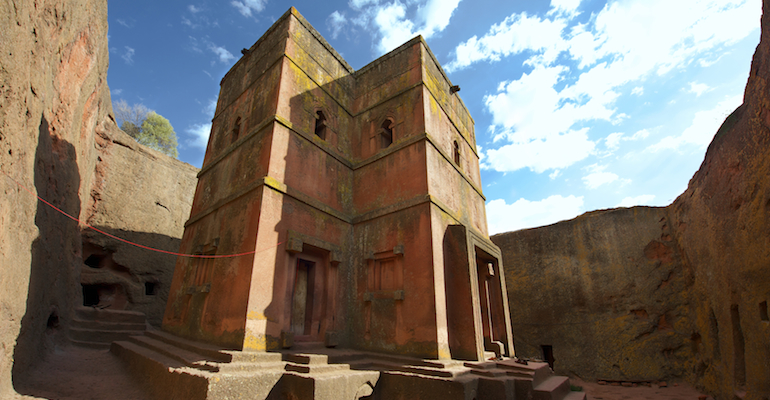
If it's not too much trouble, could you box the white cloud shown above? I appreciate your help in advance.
[327,11,347,39]
[112,89,123,96]
[187,123,212,148]
[548,0,581,17]
[604,132,623,150]
[231,0,266,17]
[549,169,561,179]
[582,164,619,189]
[373,3,416,52]
[208,44,235,63]
[204,97,217,117]
[476,144,484,164]
[485,65,615,143]
[689,81,712,96]
[116,19,132,28]
[486,195,584,234]
[483,129,595,173]
[617,194,656,207]
[121,46,135,64]
[350,0,379,10]
[446,13,567,72]
[630,129,650,140]
[188,5,201,13]
[352,0,462,54]
[649,94,742,151]
[605,129,649,152]
[462,0,758,175]
[418,0,462,36]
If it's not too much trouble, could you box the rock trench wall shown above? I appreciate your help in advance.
[493,207,695,381]
[493,1,770,397]
[0,0,196,397]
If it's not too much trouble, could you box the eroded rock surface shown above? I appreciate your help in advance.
[493,207,693,381]
[0,0,196,397]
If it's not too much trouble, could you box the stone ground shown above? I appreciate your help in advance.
[11,345,712,400]
[13,345,151,400]
[572,378,712,400]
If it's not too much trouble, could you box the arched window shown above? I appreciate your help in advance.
[453,140,460,164]
[232,117,241,144]
[380,119,393,149]
[314,110,326,140]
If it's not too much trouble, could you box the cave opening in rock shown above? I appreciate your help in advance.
[82,283,126,308]
[82,284,100,306]
[760,300,768,321]
[83,254,103,268]
[541,345,555,370]
[46,311,59,330]
[145,281,158,296]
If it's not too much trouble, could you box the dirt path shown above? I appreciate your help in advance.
[13,345,151,400]
[572,378,711,400]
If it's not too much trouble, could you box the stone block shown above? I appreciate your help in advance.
[281,331,294,349]
[324,331,339,348]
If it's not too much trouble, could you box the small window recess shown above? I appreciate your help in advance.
[380,119,393,149]
[760,301,769,322]
[314,110,327,140]
[145,281,158,296]
[232,117,241,144]
[453,140,461,164]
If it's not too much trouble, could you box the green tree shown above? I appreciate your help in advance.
[113,100,178,158]
[139,112,178,158]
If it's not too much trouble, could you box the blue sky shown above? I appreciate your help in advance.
[106,0,761,234]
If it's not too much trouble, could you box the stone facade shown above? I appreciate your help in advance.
[162,7,513,362]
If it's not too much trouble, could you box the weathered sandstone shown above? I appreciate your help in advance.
[0,0,196,397]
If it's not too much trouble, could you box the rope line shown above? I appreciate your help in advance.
[2,170,278,258]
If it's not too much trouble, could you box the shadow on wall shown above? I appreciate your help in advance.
[80,227,181,326]
[13,116,81,385]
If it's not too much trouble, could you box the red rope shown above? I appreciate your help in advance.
[2,170,279,258]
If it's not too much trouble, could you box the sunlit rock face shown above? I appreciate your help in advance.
[493,206,694,381]
[493,1,770,397]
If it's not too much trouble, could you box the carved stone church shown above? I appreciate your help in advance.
[115,8,584,399]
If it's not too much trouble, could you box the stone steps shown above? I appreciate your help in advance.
[69,306,146,348]
[112,331,377,399]
[112,329,586,399]
[145,330,233,363]
[115,330,288,375]
[127,335,220,372]
[72,318,146,331]
[534,375,571,400]
[464,359,587,400]
[74,306,146,324]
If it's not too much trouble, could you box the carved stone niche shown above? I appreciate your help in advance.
[364,245,405,302]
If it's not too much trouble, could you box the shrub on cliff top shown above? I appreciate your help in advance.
[114,100,178,158]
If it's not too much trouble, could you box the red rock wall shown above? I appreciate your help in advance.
[0,0,197,396]
[492,207,695,381]
[668,0,770,396]
[0,1,112,395]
